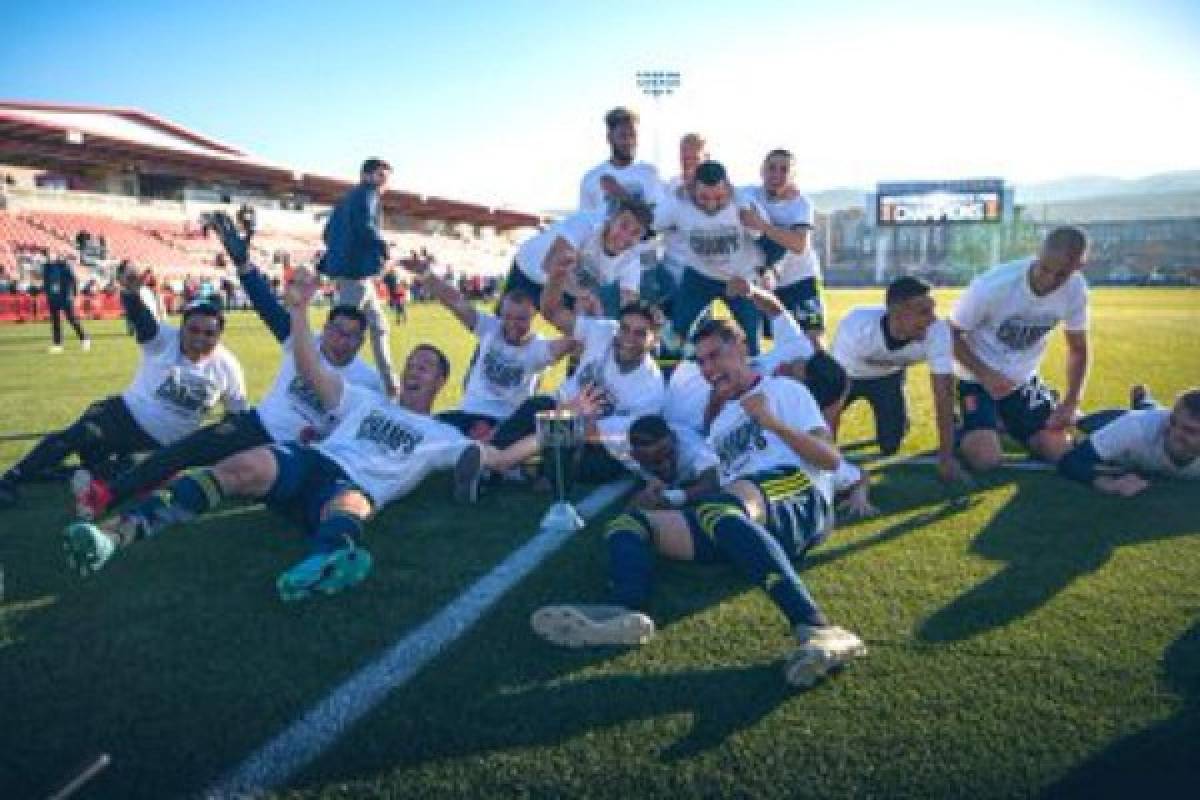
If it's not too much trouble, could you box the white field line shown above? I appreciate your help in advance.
[206,480,632,799]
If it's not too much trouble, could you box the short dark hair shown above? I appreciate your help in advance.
[361,158,392,175]
[326,304,368,331]
[629,414,673,448]
[765,148,793,161]
[802,351,849,410]
[694,161,728,187]
[691,317,744,347]
[1179,388,1200,418]
[181,301,225,331]
[1043,226,1088,259]
[411,343,450,378]
[500,287,535,307]
[885,275,932,306]
[605,107,638,128]
[617,299,662,328]
[613,196,654,232]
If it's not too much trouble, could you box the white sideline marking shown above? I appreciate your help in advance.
[207,480,632,799]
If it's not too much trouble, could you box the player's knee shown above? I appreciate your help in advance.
[214,449,273,494]
[960,435,1002,471]
[322,490,371,519]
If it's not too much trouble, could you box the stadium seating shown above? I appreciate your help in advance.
[0,211,74,259]
[23,212,194,269]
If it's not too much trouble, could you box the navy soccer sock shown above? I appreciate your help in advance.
[605,511,655,610]
[120,467,225,541]
[311,511,365,554]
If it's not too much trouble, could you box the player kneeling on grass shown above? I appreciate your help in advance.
[532,320,869,688]
[62,269,519,601]
[1057,386,1200,496]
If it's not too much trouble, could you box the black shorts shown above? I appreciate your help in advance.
[958,375,1058,445]
[775,277,825,332]
[265,443,367,533]
[436,410,499,441]
[845,371,909,454]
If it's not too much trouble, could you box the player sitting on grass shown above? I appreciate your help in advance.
[62,269,523,601]
[532,319,868,689]
[0,276,246,511]
[1057,386,1200,496]
[72,212,381,520]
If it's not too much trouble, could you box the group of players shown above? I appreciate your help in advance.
[1,107,1196,689]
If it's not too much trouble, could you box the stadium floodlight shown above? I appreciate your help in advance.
[635,70,681,169]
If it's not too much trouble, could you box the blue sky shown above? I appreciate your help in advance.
[3,0,1199,211]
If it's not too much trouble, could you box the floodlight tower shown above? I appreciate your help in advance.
[636,70,681,170]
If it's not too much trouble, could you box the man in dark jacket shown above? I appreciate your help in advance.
[43,255,90,354]
[318,158,396,394]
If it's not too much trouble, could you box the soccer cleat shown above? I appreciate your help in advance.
[81,338,92,352]
[71,469,114,521]
[453,441,484,504]
[48,345,63,355]
[530,604,656,648]
[62,522,117,577]
[276,545,373,602]
[784,625,868,688]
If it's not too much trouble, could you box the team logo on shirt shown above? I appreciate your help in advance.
[689,225,742,258]
[996,316,1057,350]
[481,348,526,390]
[355,410,424,454]
[287,375,326,413]
[714,418,769,470]
[154,371,216,413]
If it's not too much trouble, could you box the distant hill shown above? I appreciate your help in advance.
[1015,171,1200,204]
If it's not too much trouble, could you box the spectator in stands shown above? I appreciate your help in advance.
[75,230,91,252]
[381,267,407,323]
[316,157,398,396]
[43,255,91,354]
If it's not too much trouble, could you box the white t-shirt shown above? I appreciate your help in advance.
[706,376,833,505]
[515,211,641,295]
[659,179,691,281]
[652,190,766,281]
[557,315,665,462]
[755,310,816,374]
[1090,410,1200,479]
[460,312,556,419]
[579,160,663,215]
[831,306,954,380]
[316,384,470,507]
[256,336,382,444]
[743,186,821,284]
[951,257,1089,383]
[122,325,247,446]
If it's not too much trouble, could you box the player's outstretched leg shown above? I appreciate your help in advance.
[62,521,117,576]
[277,492,374,602]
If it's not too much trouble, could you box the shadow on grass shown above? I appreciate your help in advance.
[918,475,1200,644]
[1041,618,1200,798]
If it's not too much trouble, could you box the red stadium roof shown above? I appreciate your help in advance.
[0,100,543,229]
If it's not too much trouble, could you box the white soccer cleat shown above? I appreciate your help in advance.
[81,338,92,352]
[784,625,868,688]
[531,604,656,648]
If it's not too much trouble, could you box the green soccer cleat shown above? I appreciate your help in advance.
[276,545,373,602]
[530,604,656,648]
[62,521,117,577]
[784,624,868,688]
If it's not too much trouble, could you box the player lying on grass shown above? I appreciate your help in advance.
[402,249,575,441]
[72,212,381,520]
[828,276,968,483]
[62,269,526,601]
[949,226,1091,473]
[0,276,246,511]
[532,320,869,688]
[1057,386,1200,496]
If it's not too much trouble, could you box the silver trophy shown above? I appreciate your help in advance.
[535,409,586,531]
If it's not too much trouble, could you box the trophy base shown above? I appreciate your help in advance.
[541,501,585,532]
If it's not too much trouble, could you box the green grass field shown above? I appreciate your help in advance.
[0,288,1197,799]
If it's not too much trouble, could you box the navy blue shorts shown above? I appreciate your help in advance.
[265,443,367,532]
[958,376,1058,445]
[775,277,825,332]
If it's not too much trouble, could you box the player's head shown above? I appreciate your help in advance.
[679,133,708,182]
[1034,226,1088,291]
[692,318,752,401]
[498,288,536,344]
[629,414,678,484]
[319,305,368,366]
[690,161,732,214]
[1166,388,1200,462]
[400,343,451,410]
[602,198,653,255]
[885,275,937,340]
[179,302,226,360]
[614,301,660,367]
[605,107,638,164]
[761,148,794,195]
[360,158,392,189]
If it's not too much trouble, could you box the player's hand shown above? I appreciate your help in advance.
[284,267,319,309]
[206,211,252,268]
[726,276,753,298]
[631,478,667,510]
[599,175,623,197]
[740,391,779,431]
[1095,473,1150,497]
[738,207,767,232]
[566,384,604,419]
[759,269,778,291]
[399,248,435,276]
[937,454,972,486]
[838,482,879,520]
[1044,402,1079,431]
[576,291,603,317]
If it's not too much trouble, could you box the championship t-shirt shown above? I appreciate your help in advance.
[122,325,247,445]
[460,312,556,419]
[1090,409,1200,479]
[743,186,821,284]
[951,258,1089,383]
[514,211,641,295]
[652,190,766,281]
[316,384,470,507]
[831,306,954,380]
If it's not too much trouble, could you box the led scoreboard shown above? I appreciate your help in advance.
[874,179,1009,226]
